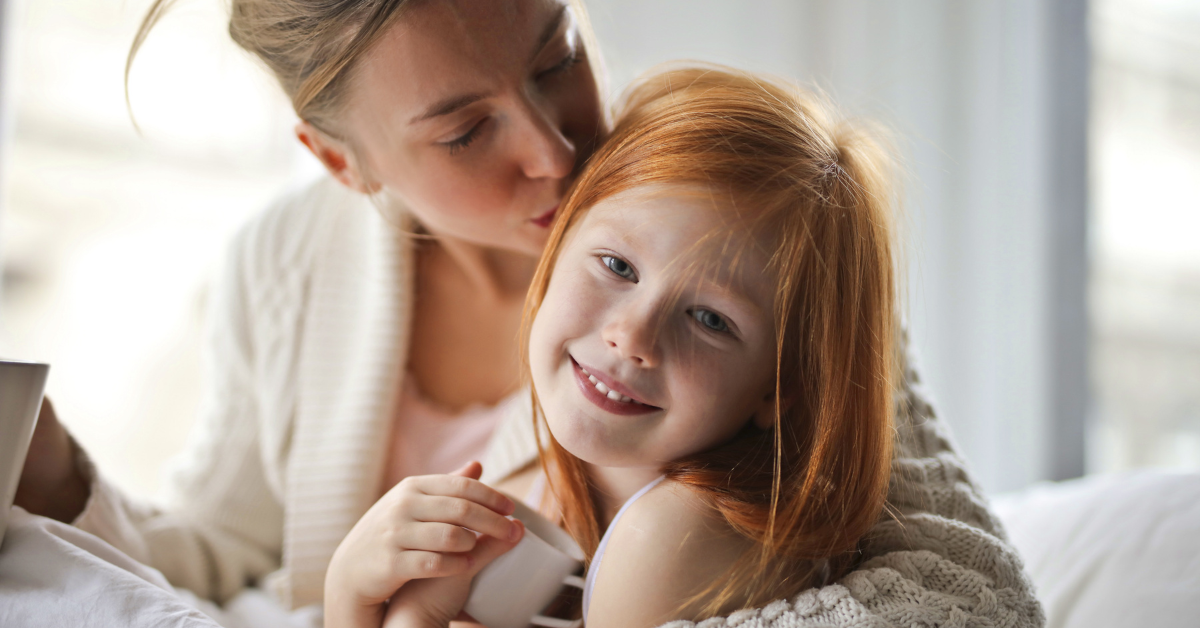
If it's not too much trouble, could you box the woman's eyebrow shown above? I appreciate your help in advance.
[408,6,568,126]
[410,93,486,124]
[529,5,568,64]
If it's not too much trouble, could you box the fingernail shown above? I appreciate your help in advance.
[508,520,523,541]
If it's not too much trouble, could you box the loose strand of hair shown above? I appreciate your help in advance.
[125,0,181,132]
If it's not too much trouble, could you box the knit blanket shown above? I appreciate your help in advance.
[658,348,1045,628]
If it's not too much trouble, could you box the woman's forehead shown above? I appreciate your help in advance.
[348,0,572,128]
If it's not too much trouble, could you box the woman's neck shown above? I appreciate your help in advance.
[585,463,665,526]
[432,235,538,302]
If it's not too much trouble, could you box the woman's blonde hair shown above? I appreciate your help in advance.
[127,0,604,135]
[521,64,900,618]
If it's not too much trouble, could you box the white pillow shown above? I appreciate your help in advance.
[992,471,1200,628]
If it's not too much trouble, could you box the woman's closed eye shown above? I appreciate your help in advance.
[600,255,637,282]
[441,119,487,155]
[536,49,582,82]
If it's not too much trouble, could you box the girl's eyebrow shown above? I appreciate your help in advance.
[584,213,639,246]
[697,276,765,322]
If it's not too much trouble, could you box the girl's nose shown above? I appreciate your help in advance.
[517,100,576,181]
[601,307,661,368]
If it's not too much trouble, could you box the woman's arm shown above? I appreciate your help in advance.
[653,332,1045,628]
[33,196,318,604]
[71,210,292,603]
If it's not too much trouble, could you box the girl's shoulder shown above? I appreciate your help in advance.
[615,478,734,542]
[586,480,753,628]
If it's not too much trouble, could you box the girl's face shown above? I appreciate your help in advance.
[529,186,780,469]
[338,0,603,256]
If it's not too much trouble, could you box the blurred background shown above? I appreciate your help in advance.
[0,0,1196,498]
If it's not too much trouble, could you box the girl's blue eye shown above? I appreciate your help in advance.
[601,255,636,281]
[692,309,730,333]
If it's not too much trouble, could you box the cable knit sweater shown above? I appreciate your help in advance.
[72,177,1043,627]
[660,358,1044,628]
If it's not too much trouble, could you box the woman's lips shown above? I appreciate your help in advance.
[571,358,659,416]
[531,206,558,228]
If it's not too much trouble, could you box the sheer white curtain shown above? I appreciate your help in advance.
[587,0,1090,493]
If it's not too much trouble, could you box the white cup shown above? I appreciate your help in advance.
[464,498,585,628]
[0,359,50,549]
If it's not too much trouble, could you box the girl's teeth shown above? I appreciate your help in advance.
[580,363,637,404]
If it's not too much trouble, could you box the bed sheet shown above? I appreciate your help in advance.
[0,507,321,628]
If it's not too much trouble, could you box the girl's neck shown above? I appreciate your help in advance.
[429,235,538,302]
[585,463,664,526]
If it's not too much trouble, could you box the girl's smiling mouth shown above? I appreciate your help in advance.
[570,357,660,416]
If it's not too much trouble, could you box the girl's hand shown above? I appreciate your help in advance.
[14,398,91,523]
[323,461,522,628]
[380,524,523,628]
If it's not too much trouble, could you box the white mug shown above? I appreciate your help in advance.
[0,359,50,549]
[464,497,585,628]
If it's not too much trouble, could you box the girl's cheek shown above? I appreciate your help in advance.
[554,266,605,325]
[675,350,733,404]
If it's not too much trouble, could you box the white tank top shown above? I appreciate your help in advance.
[582,475,667,620]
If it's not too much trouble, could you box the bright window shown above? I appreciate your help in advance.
[1090,0,1200,472]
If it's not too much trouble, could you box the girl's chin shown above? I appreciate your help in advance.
[545,411,645,467]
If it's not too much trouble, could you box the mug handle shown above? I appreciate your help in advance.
[529,575,586,628]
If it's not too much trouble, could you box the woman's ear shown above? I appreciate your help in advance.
[294,121,379,194]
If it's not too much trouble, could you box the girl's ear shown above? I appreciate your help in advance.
[752,391,783,430]
[294,121,380,194]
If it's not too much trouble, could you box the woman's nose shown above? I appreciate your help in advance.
[601,306,661,368]
[517,100,576,181]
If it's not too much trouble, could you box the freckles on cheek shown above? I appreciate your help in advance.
[675,352,732,405]
[545,268,601,331]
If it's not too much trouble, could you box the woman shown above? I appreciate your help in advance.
[15,1,1042,626]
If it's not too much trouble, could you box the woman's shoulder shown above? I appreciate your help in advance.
[227,176,363,277]
[587,480,752,628]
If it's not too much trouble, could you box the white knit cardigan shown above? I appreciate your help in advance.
[73,178,1043,627]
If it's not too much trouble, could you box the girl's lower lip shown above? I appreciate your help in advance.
[571,359,659,416]
[531,206,558,228]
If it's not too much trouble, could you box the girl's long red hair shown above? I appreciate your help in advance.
[521,65,899,617]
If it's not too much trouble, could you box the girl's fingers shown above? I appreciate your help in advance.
[399,522,479,553]
[449,460,483,480]
[392,549,474,580]
[465,520,524,576]
[413,496,521,542]
[411,473,515,516]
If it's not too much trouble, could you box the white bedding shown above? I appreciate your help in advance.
[0,507,320,628]
[993,471,1200,628]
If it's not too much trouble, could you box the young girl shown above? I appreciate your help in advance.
[332,64,898,628]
